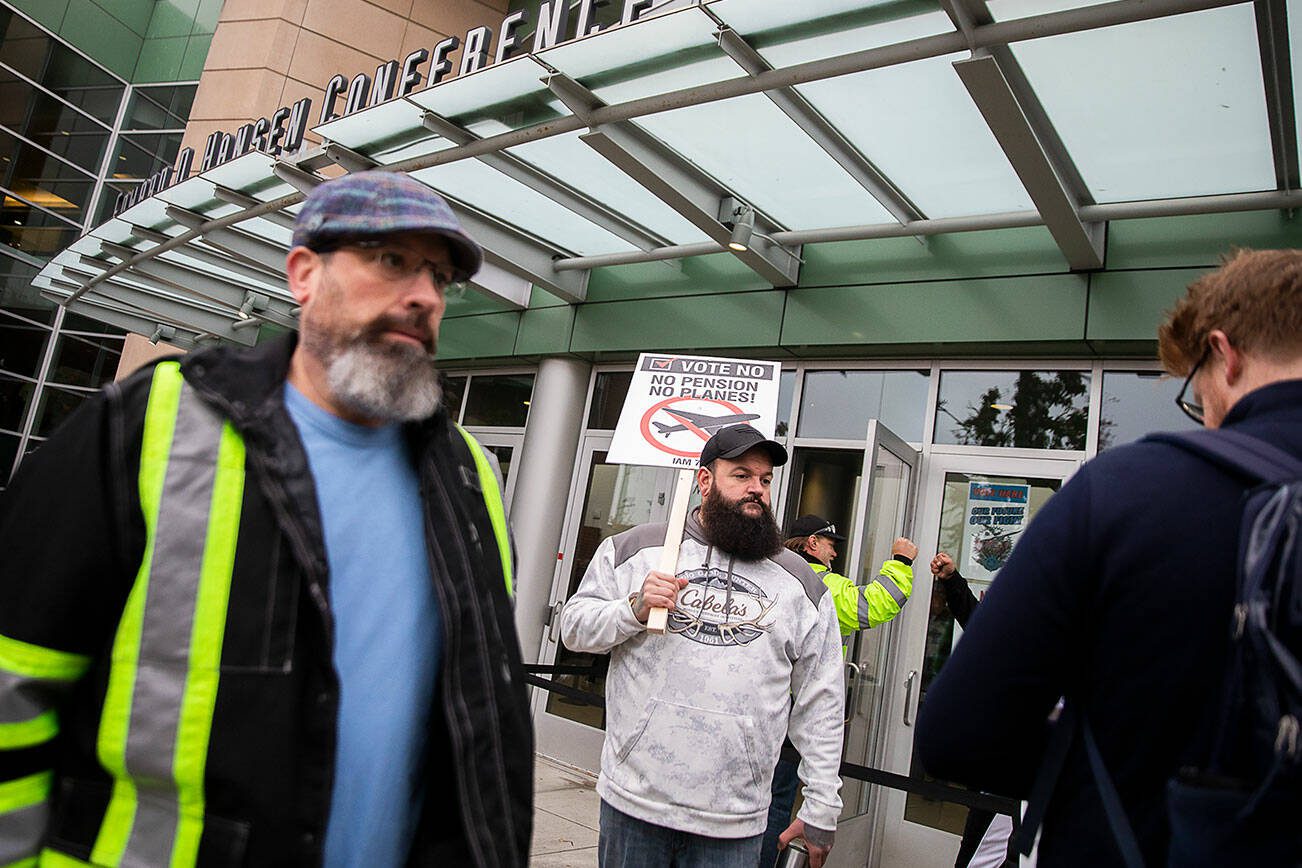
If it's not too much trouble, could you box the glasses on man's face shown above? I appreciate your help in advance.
[336,239,457,291]
[1175,347,1210,424]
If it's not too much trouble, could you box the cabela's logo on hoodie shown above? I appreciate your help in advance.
[668,568,775,647]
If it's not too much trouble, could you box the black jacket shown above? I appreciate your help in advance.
[915,380,1302,867]
[0,335,533,866]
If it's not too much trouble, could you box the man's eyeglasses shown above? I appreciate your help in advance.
[320,239,457,291]
[1174,347,1209,424]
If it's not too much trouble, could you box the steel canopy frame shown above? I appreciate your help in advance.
[546,72,803,286]
[47,0,1287,338]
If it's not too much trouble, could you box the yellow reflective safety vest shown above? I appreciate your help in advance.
[0,356,524,867]
[811,559,913,641]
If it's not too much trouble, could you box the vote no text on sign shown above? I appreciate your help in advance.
[607,353,782,469]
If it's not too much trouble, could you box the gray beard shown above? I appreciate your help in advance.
[323,340,442,423]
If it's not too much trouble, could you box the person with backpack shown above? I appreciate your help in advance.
[915,248,1301,867]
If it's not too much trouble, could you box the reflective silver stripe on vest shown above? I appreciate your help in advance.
[0,670,57,724]
[856,590,873,630]
[109,375,236,866]
[873,572,909,607]
[0,800,48,864]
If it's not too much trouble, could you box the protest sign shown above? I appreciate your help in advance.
[959,481,1030,583]
[608,353,782,631]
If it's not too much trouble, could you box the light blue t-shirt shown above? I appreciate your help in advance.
[284,383,441,868]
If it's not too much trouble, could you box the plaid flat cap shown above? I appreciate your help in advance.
[292,171,483,281]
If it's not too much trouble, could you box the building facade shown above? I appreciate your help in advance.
[15,0,1302,864]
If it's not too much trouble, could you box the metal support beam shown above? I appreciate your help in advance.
[421,111,671,251]
[453,204,589,303]
[272,161,323,193]
[953,54,1104,270]
[714,26,926,228]
[212,185,298,231]
[547,73,802,286]
[41,284,202,349]
[128,224,288,287]
[166,205,288,274]
[60,265,256,345]
[1255,0,1299,191]
[97,241,299,329]
[322,142,379,174]
[468,259,533,309]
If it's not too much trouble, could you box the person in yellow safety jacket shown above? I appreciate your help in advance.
[785,514,915,647]
[760,514,917,867]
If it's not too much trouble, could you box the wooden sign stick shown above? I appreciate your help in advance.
[646,467,696,634]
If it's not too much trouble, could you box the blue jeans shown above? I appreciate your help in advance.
[759,755,800,868]
[599,801,764,868]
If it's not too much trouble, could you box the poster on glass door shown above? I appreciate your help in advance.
[960,481,1030,583]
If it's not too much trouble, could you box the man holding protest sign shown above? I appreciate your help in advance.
[560,422,846,868]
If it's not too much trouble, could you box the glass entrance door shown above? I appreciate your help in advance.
[532,434,679,771]
[872,452,1079,868]
[779,422,918,868]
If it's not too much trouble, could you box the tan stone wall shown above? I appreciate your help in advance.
[181,0,510,159]
[115,333,183,381]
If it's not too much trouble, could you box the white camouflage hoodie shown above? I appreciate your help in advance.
[559,509,845,838]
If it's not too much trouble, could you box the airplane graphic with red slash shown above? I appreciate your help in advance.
[639,397,761,458]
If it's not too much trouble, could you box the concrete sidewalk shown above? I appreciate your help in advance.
[531,755,601,867]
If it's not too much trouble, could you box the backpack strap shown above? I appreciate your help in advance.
[1145,429,1302,484]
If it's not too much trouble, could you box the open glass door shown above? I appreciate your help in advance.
[829,420,919,868]
[872,452,1080,868]
[532,434,678,772]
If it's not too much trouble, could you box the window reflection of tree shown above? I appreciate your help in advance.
[939,371,1089,450]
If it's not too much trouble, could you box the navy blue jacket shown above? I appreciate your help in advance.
[915,379,1302,867]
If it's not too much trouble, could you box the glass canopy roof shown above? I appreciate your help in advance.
[34,0,1302,345]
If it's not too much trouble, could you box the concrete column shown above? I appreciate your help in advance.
[509,356,591,662]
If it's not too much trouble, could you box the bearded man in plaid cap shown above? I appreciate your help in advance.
[0,172,533,867]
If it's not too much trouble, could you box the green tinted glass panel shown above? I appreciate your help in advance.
[124,84,195,130]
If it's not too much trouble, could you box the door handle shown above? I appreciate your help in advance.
[902,669,918,727]
[843,661,861,725]
[547,600,565,643]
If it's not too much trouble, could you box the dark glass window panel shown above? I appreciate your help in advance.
[462,374,534,427]
[1098,371,1198,450]
[111,132,183,181]
[934,370,1091,450]
[0,13,123,124]
[0,258,52,319]
[587,371,631,429]
[0,370,34,430]
[0,128,97,217]
[61,312,123,335]
[32,384,89,437]
[124,85,196,131]
[0,220,78,257]
[797,369,930,441]
[441,375,466,420]
[0,81,109,172]
[0,429,17,485]
[48,332,121,388]
[0,309,49,376]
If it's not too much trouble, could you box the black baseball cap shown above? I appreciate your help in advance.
[788,514,846,541]
[699,424,787,468]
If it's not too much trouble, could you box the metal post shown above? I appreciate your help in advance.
[508,356,592,662]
